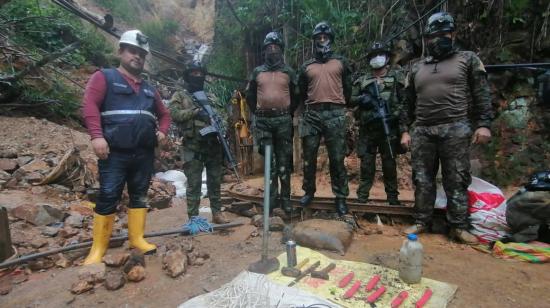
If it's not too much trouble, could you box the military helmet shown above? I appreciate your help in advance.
[312,21,335,41]
[366,41,391,59]
[263,31,284,50]
[525,171,550,191]
[184,60,206,78]
[424,12,455,36]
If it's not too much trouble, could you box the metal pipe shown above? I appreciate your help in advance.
[261,142,272,261]
[0,221,242,269]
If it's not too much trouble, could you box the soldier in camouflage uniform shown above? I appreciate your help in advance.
[400,12,493,244]
[169,61,229,224]
[352,42,404,205]
[246,32,298,214]
[298,21,352,217]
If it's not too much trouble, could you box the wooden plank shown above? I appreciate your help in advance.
[0,206,14,262]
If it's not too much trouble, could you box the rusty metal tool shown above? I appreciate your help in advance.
[281,257,309,278]
[288,260,320,287]
[391,291,409,308]
[311,262,336,280]
[415,288,433,308]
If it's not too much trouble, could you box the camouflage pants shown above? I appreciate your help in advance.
[356,125,399,201]
[299,106,349,199]
[254,114,293,207]
[181,137,223,217]
[411,121,472,228]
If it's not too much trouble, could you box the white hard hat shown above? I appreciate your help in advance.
[119,30,150,53]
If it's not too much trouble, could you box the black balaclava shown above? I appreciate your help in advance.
[186,74,205,93]
[427,36,453,59]
[265,49,283,69]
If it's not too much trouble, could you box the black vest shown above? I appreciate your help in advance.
[100,69,158,150]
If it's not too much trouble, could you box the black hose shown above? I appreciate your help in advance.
[0,221,243,269]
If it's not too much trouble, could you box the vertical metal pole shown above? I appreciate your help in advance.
[261,143,272,261]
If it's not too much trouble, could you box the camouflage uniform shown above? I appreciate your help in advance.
[351,68,405,203]
[298,55,352,200]
[169,90,223,217]
[401,51,493,228]
[247,64,298,211]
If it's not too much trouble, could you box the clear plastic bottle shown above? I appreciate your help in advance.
[398,233,423,284]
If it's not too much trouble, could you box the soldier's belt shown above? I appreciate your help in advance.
[255,108,290,117]
[305,102,346,111]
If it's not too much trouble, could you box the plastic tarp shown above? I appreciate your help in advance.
[435,176,510,243]
[178,271,339,308]
[268,247,457,308]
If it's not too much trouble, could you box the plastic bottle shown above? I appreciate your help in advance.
[398,233,423,284]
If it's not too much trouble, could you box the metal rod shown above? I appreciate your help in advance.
[0,222,242,269]
[261,143,272,261]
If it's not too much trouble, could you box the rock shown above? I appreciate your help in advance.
[59,227,79,238]
[5,178,18,188]
[251,214,262,227]
[19,159,48,173]
[30,238,48,249]
[123,250,145,273]
[127,265,146,282]
[78,263,106,284]
[104,271,126,291]
[193,257,205,266]
[103,252,130,267]
[163,249,188,278]
[10,203,65,226]
[16,156,33,166]
[250,215,285,231]
[0,170,10,181]
[292,219,353,255]
[30,186,47,194]
[0,147,17,158]
[149,196,172,209]
[0,159,18,173]
[41,226,59,237]
[28,259,55,271]
[55,254,71,268]
[65,212,84,228]
[24,172,43,183]
[147,178,176,209]
[69,202,94,216]
[71,280,93,295]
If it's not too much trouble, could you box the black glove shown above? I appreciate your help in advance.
[358,94,375,109]
[195,108,209,120]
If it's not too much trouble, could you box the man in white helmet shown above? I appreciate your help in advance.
[81,30,171,264]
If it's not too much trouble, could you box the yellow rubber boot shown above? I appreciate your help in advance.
[128,208,157,254]
[83,213,115,265]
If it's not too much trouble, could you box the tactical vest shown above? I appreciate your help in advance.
[100,69,158,150]
[355,73,400,127]
[175,90,210,140]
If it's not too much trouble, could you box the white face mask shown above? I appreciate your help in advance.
[369,55,387,69]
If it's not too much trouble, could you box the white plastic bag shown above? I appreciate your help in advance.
[435,176,510,243]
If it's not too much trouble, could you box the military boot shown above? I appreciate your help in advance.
[388,198,401,206]
[403,223,428,235]
[335,198,348,217]
[449,228,479,245]
[280,198,293,213]
[212,212,230,224]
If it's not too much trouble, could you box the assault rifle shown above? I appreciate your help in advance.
[192,91,241,182]
[364,81,395,159]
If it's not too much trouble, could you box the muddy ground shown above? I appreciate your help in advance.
[1,177,549,308]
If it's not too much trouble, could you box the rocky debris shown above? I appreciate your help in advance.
[30,238,48,249]
[54,254,71,268]
[59,227,79,238]
[0,158,18,173]
[23,172,43,184]
[70,280,93,295]
[0,147,18,158]
[41,226,60,237]
[65,212,84,228]
[78,263,106,284]
[103,252,130,267]
[18,159,48,173]
[16,156,33,166]
[68,202,94,216]
[147,177,176,209]
[0,170,10,181]
[163,249,188,278]
[10,203,65,226]
[104,271,126,291]
[188,250,210,266]
[127,265,146,282]
[28,259,55,271]
[251,215,285,231]
[123,250,145,273]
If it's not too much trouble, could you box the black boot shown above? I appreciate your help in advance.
[335,198,348,217]
[281,199,293,213]
[388,197,401,206]
[300,194,314,207]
